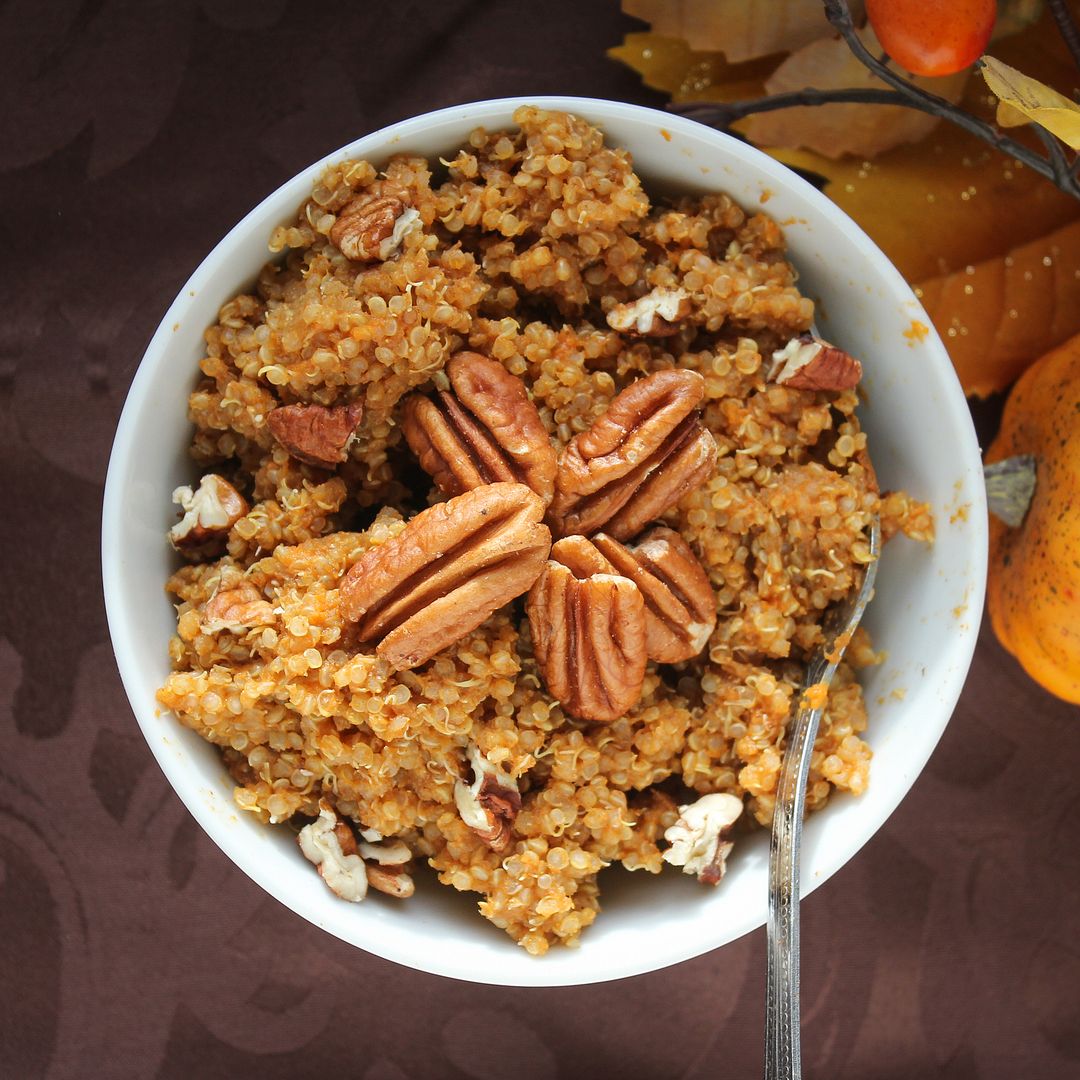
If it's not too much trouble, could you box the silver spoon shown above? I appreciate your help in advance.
[764,515,881,1080]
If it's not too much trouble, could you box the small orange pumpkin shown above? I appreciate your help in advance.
[985,333,1080,704]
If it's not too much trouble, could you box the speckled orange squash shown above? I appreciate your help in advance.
[985,333,1080,704]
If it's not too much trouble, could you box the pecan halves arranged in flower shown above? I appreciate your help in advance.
[329,194,421,262]
[339,483,551,670]
[267,400,365,468]
[550,528,716,663]
[526,560,647,724]
[169,473,248,557]
[454,743,522,851]
[549,369,717,541]
[768,333,862,392]
[402,352,557,504]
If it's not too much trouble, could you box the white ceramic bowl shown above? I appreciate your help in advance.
[102,96,987,986]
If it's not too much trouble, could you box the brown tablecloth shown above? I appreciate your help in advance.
[3,2,1079,1076]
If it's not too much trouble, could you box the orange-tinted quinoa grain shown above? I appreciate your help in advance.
[157,107,933,955]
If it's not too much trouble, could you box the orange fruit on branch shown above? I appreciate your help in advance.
[866,0,997,76]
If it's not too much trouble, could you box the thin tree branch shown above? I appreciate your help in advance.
[1048,0,1080,73]
[673,87,911,126]
[1033,121,1075,188]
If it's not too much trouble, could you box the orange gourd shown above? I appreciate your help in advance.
[985,333,1080,704]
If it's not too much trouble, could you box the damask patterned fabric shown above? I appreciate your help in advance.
[2,2,1078,1077]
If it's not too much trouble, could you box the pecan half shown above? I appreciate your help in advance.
[454,743,522,851]
[340,483,550,670]
[769,333,862,392]
[606,286,691,337]
[549,369,717,541]
[662,792,743,885]
[267,400,364,468]
[551,527,716,663]
[526,560,647,723]
[169,474,248,557]
[330,195,421,262]
[202,581,277,634]
[402,352,557,504]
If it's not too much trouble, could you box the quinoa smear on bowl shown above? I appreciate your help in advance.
[156,106,932,957]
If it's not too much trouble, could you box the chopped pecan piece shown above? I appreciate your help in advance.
[298,801,368,902]
[366,865,415,898]
[169,474,248,557]
[549,369,717,541]
[358,836,415,898]
[340,483,551,670]
[606,286,691,337]
[662,793,743,885]
[267,400,364,468]
[357,838,412,865]
[551,527,716,663]
[330,194,421,262]
[769,333,862,392]
[526,559,647,723]
[402,352,557,504]
[298,802,416,901]
[454,744,522,851]
[201,581,277,634]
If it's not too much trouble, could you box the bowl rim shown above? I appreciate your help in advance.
[102,94,987,986]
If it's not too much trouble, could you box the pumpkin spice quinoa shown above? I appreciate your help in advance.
[157,106,933,956]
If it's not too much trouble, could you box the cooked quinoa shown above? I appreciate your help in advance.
[158,106,933,956]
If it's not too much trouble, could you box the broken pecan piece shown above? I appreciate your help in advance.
[298,801,368,902]
[267,400,364,468]
[769,333,862,392]
[454,744,521,852]
[551,527,716,663]
[549,369,717,541]
[526,560,647,724]
[662,792,743,885]
[298,801,416,901]
[366,865,415,898]
[402,351,557,504]
[330,194,421,262]
[358,836,415,898]
[340,483,551,670]
[606,286,691,337]
[201,581,277,634]
[169,474,248,557]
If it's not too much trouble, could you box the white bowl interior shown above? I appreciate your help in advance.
[102,97,987,986]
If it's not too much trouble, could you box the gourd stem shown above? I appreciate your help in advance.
[984,455,1037,527]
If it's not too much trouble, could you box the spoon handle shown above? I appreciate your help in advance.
[763,686,825,1080]
[764,518,880,1080]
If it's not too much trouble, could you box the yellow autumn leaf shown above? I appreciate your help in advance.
[980,55,1080,149]
[743,29,968,159]
[606,33,777,103]
[916,219,1080,396]
[620,0,845,63]
[996,99,1034,127]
